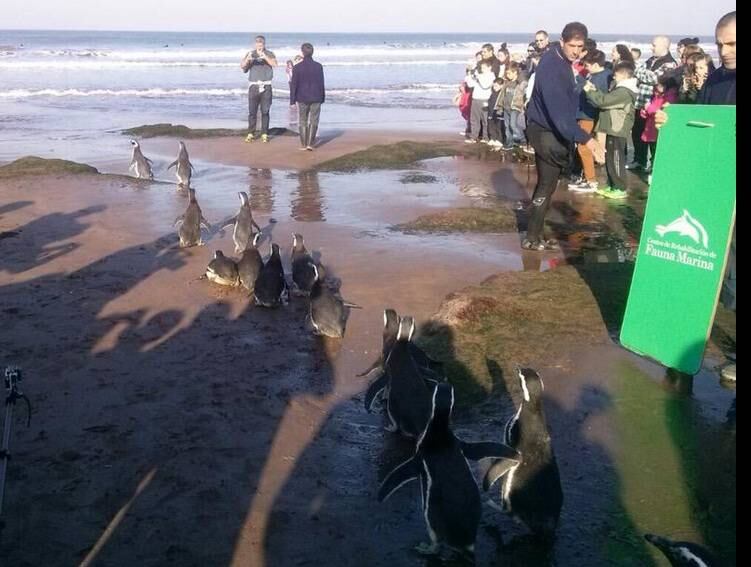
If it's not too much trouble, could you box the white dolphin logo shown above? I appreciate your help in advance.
[656,210,710,249]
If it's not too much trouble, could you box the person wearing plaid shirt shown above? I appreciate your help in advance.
[628,36,677,172]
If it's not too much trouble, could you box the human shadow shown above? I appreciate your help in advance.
[0,200,34,218]
[0,205,105,274]
[658,348,736,565]
[0,221,337,566]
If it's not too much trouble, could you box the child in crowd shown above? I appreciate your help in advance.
[495,63,528,150]
[487,78,506,149]
[584,62,639,200]
[680,52,715,103]
[464,60,495,144]
[454,80,473,131]
[570,50,613,192]
[640,76,679,173]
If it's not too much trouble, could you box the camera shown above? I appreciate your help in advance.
[4,366,22,390]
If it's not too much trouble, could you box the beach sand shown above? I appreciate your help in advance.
[0,131,736,566]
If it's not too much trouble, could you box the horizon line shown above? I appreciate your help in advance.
[0,28,715,38]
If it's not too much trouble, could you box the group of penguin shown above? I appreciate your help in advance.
[357,312,563,562]
[130,139,719,566]
[131,139,359,337]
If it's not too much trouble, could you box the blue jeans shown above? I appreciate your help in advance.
[504,110,526,145]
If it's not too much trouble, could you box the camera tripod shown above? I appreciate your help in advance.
[1,366,31,516]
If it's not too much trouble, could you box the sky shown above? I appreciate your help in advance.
[0,0,736,35]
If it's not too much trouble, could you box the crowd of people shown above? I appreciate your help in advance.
[455,28,726,184]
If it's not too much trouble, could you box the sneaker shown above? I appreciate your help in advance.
[721,364,736,382]
[465,139,478,145]
[522,239,545,251]
[244,133,255,143]
[306,146,314,152]
[648,174,653,185]
[625,162,643,171]
[502,145,515,151]
[601,188,628,200]
[567,177,585,189]
[522,145,536,156]
[570,181,599,193]
[261,134,269,143]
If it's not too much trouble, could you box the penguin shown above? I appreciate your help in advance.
[370,317,436,436]
[254,242,287,307]
[644,534,717,567]
[225,192,262,254]
[357,308,400,379]
[174,188,210,247]
[128,140,154,180]
[363,314,444,413]
[205,250,239,287]
[483,367,563,540]
[378,382,521,560]
[309,267,360,338]
[167,141,195,188]
[237,232,263,293]
[291,233,322,295]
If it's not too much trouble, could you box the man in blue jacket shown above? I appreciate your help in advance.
[290,43,326,151]
[524,22,606,251]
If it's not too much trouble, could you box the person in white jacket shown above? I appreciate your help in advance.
[465,61,496,143]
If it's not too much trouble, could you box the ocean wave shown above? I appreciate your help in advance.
[0,84,458,99]
[0,88,250,98]
[0,59,468,70]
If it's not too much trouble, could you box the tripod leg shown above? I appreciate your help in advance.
[0,401,15,515]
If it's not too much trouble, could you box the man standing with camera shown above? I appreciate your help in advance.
[241,35,278,144]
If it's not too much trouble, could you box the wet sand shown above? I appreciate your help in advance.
[0,136,735,566]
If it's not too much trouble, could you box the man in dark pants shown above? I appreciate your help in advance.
[524,22,606,251]
[290,43,325,151]
[241,35,278,143]
[656,11,736,381]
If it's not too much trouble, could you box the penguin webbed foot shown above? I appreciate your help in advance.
[413,542,440,557]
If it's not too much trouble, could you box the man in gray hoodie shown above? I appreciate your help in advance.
[241,35,278,143]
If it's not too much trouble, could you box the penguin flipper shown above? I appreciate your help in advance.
[201,217,211,231]
[173,215,185,227]
[167,160,178,170]
[357,357,383,378]
[363,371,388,411]
[377,457,420,502]
[483,458,519,491]
[461,441,520,462]
[342,300,362,309]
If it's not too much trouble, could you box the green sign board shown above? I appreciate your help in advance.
[621,105,736,374]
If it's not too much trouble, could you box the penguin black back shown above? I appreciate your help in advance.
[291,233,319,294]
[238,232,263,292]
[384,317,433,437]
[254,242,286,307]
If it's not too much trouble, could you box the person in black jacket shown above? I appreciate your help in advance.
[524,22,605,251]
[290,43,326,151]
